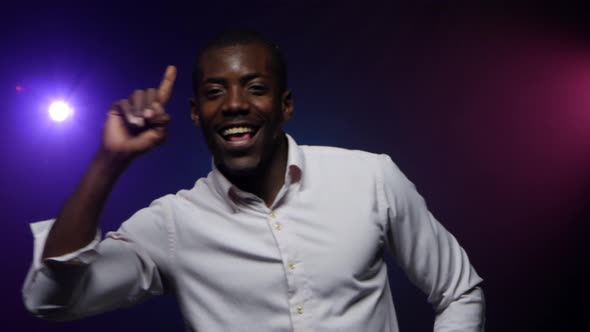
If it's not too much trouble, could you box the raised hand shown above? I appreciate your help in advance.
[102,65,177,158]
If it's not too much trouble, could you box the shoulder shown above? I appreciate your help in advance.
[165,178,208,208]
[163,175,226,214]
[300,144,400,175]
[301,144,385,166]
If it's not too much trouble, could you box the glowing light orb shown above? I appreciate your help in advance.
[49,101,73,122]
[15,85,24,92]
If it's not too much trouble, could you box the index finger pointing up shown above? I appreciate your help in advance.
[157,65,177,105]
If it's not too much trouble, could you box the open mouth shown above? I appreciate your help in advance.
[218,125,260,145]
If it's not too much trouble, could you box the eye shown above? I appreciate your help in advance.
[205,87,224,99]
[248,84,268,95]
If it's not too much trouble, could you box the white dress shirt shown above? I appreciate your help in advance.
[23,134,485,331]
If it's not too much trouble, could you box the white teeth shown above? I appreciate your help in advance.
[221,126,254,136]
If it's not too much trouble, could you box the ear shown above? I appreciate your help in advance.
[190,97,201,128]
[281,90,294,123]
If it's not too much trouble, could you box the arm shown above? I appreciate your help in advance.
[41,149,129,259]
[23,199,174,320]
[23,66,177,320]
[43,65,176,259]
[379,154,485,331]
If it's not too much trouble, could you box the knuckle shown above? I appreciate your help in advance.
[151,102,164,112]
[130,90,143,100]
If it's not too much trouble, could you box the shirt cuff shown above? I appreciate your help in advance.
[30,219,101,271]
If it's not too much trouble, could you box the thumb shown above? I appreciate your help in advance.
[127,128,166,153]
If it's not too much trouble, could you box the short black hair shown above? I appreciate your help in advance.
[192,29,288,95]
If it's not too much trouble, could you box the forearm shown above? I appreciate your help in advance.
[26,236,165,320]
[42,149,131,259]
[434,286,485,331]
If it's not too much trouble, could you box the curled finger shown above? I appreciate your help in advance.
[130,90,145,117]
[143,88,158,118]
[119,99,145,129]
[147,109,170,127]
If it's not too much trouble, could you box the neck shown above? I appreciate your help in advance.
[225,134,288,208]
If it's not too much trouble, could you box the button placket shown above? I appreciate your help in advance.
[266,209,314,330]
[270,211,282,232]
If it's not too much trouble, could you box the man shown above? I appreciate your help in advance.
[23,30,485,331]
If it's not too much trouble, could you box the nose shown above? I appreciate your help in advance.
[221,87,249,115]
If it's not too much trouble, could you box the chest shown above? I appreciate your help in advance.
[173,182,387,298]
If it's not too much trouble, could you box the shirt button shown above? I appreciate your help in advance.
[296,306,304,314]
[288,262,296,270]
[270,211,277,219]
[274,223,282,231]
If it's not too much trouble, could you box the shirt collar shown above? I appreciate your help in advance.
[208,133,305,211]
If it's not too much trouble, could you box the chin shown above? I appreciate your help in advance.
[217,155,263,177]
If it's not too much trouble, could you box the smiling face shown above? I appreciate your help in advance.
[191,43,293,176]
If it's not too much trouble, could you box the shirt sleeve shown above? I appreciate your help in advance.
[378,154,485,331]
[22,197,175,321]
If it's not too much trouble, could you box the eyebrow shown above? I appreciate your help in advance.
[203,77,226,85]
[240,73,266,84]
[202,73,268,85]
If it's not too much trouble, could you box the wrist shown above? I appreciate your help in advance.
[93,148,133,177]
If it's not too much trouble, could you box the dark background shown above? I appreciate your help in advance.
[1,1,588,331]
